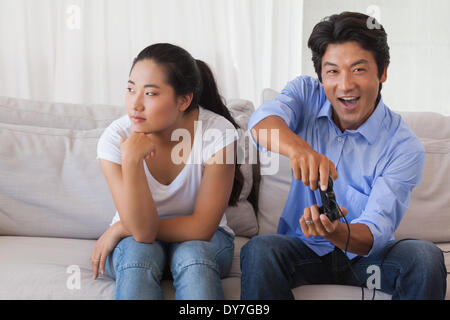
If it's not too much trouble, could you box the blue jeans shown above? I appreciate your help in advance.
[240,234,447,300]
[105,227,234,300]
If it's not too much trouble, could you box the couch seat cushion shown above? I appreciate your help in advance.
[0,236,241,300]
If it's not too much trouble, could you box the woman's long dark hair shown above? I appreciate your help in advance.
[130,43,243,206]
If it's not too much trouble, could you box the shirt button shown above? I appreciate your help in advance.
[337,137,343,142]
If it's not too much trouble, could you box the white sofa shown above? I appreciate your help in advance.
[0,91,448,300]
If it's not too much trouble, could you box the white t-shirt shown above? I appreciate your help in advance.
[96,106,238,235]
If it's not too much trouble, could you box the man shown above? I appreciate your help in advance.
[241,11,447,299]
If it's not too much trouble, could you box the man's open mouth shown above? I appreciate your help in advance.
[338,96,360,109]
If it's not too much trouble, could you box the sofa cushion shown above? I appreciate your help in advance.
[229,236,249,277]
[226,99,259,237]
[0,123,114,238]
[0,236,241,299]
[292,284,391,300]
[394,113,450,243]
[257,153,291,234]
[0,96,125,130]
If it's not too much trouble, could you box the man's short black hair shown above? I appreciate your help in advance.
[307,11,390,86]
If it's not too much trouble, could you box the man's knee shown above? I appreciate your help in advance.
[388,239,446,277]
[407,240,445,273]
[240,234,287,267]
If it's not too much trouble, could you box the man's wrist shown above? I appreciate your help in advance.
[325,222,374,256]
[324,221,348,247]
[286,137,312,159]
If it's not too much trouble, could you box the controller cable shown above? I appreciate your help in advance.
[333,199,450,300]
[332,200,367,299]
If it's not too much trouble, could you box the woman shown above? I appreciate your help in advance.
[92,43,243,299]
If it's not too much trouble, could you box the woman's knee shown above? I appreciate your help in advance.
[114,236,166,273]
[170,240,221,278]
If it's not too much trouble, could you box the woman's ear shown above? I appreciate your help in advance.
[177,93,194,112]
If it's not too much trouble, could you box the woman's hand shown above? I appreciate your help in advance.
[90,223,123,280]
[119,131,156,162]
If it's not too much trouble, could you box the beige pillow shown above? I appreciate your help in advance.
[0,96,125,130]
[225,99,259,237]
[394,112,450,243]
[0,122,113,238]
[394,138,450,242]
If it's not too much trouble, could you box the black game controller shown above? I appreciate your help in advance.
[318,176,341,222]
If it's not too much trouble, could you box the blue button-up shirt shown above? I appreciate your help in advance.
[248,76,426,259]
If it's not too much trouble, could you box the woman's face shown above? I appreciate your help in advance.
[126,59,186,134]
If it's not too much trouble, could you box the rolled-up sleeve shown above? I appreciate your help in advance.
[351,150,426,257]
[247,76,312,152]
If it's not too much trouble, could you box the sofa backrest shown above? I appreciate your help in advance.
[0,97,126,239]
[0,96,259,239]
[257,88,450,244]
[394,112,450,242]
[256,89,291,235]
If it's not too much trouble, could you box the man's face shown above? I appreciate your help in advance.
[321,41,387,132]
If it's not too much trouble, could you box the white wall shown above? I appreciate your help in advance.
[301,0,450,115]
[1,0,448,115]
[0,0,302,107]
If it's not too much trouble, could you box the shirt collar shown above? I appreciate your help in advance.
[317,97,386,145]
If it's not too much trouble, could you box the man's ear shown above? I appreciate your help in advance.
[380,64,389,83]
[177,93,194,112]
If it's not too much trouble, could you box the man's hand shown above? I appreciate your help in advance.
[288,145,338,191]
[300,204,348,238]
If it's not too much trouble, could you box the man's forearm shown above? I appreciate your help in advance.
[326,223,374,256]
[121,157,158,243]
[251,116,312,158]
